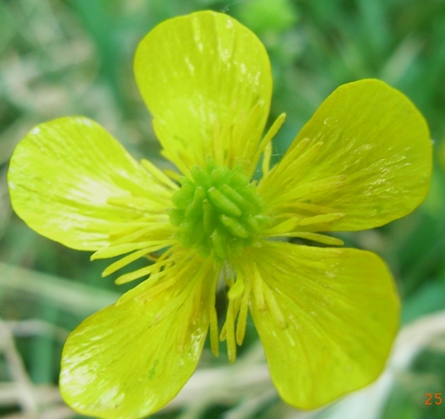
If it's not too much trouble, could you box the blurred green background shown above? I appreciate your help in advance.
[1,0,445,418]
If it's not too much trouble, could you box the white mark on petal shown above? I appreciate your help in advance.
[221,48,230,61]
[185,56,195,73]
[82,118,93,127]
[31,127,40,135]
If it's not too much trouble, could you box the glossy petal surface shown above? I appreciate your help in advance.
[8,117,173,250]
[259,79,432,232]
[135,11,272,176]
[60,252,217,419]
[243,241,399,409]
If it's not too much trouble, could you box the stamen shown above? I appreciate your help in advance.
[253,113,286,166]
[209,306,219,357]
[134,266,187,304]
[276,231,344,246]
[190,281,204,327]
[221,303,236,363]
[211,117,228,167]
[266,217,301,235]
[283,202,338,214]
[134,254,203,303]
[154,119,191,177]
[168,257,218,353]
[251,263,266,311]
[163,169,182,183]
[109,223,171,246]
[250,262,287,330]
[111,172,171,200]
[288,135,312,153]
[236,280,251,346]
[265,213,345,236]
[273,175,347,205]
[91,240,175,259]
[272,141,323,189]
[86,220,149,234]
[263,284,287,329]
[288,141,323,172]
[102,247,153,277]
[232,104,258,164]
[107,195,166,211]
[177,299,194,352]
[115,258,172,284]
[296,212,345,226]
[220,275,247,363]
[269,137,311,181]
[140,159,179,190]
[261,141,272,177]
[228,277,245,300]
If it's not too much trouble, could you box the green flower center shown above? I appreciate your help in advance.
[169,159,269,260]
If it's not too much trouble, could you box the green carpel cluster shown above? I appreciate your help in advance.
[169,159,269,260]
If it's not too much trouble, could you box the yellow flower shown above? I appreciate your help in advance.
[8,10,431,419]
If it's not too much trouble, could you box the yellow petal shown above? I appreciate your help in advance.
[60,252,217,419]
[8,117,175,250]
[259,79,432,232]
[134,11,272,176]
[241,241,399,409]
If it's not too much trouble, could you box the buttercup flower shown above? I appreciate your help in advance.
[8,10,431,419]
